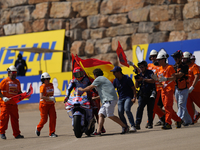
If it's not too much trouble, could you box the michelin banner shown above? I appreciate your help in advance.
[0,29,65,78]
[0,69,134,104]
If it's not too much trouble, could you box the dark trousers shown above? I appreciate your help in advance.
[136,96,155,125]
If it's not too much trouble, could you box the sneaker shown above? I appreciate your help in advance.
[101,127,106,134]
[162,123,172,130]
[155,121,162,126]
[194,112,200,123]
[49,133,58,137]
[190,122,194,125]
[121,126,129,134]
[176,120,182,128]
[92,131,101,136]
[129,126,137,132]
[35,129,40,136]
[1,134,6,140]
[135,124,141,130]
[15,134,24,139]
[182,122,190,126]
[148,124,153,129]
[145,123,148,128]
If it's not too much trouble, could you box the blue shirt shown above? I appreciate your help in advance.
[113,75,134,100]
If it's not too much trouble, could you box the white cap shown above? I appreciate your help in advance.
[150,50,158,56]
[182,52,191,59]
[156,51,168,59]
[7,65,17,72]
[41,72,51,79]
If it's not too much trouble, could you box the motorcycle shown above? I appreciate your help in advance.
[65,91,96,138]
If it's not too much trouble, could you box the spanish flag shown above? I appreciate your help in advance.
[75,55,115,82]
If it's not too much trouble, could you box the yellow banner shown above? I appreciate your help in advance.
[0,29,65,78]
[50,71,72,102]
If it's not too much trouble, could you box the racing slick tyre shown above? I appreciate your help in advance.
[73,115,83,138]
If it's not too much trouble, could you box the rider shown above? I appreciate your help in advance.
[64,67,105,133]
[64,67,93,102]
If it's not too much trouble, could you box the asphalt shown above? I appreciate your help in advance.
[0,102,200,150]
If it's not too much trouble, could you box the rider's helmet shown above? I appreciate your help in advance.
[73,67,85,81]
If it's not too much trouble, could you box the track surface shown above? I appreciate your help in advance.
[1,102,200,150]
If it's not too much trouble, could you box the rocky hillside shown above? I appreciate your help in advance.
[0,0,199,71]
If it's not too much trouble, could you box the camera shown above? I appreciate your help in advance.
[134,69,140,80]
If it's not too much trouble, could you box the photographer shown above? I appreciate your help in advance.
[135,61,155,130]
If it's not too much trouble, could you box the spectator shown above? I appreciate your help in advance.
[14,53,28,76]
[35,72,57,137]
[171,50,192,126]
[0,65,24,140]
[110,66,137,132]
[135,61,155,130]
[156,51,182,129]
[78,68,129,136]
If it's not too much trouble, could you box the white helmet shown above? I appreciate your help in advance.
[7,65,17,72]
[41,72,51,79]
[156,51,169,59]
[190,54,196,60]
[150,50,158,56]
[182,52,191,58]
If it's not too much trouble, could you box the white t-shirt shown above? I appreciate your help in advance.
[92,76,118,104]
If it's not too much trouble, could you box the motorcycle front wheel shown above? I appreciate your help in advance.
[73,115,83,138]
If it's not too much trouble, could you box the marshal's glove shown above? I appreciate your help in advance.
[151,74,158,81]
[159,75,167,82]
[49,96,56,103]
[2,97,10,102]
[189,86,194,93]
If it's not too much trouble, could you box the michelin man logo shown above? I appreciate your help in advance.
[52,78,61,96]
[193,51,200,66]
[136,46,144,62]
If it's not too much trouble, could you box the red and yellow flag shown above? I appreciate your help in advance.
[75,55,115,82]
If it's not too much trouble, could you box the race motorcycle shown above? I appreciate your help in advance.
[65,91,96,138]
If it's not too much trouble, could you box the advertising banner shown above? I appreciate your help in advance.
[132,39,200,66]
[0,69,134,104]
[0,29,65,78]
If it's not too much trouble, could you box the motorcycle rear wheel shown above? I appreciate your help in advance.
[73,115,83,138]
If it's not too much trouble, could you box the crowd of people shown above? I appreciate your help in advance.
[0,49,200,139]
